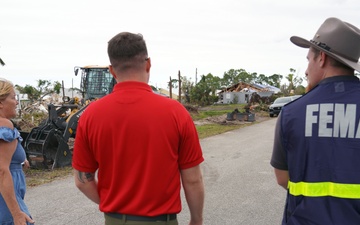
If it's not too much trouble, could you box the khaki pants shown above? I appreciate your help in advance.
[104,213,178,225]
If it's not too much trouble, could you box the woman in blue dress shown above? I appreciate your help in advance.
[0,79,34,225]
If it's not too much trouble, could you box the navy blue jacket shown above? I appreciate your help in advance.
[279,76,360,224]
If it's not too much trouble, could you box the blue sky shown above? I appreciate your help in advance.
[1,0,359,89]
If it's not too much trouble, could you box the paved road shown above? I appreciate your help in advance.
[25,118,286,225]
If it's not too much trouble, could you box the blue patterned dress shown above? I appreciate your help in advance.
[0,127,33,225]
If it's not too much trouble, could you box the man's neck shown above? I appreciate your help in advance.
[322,67,354,79]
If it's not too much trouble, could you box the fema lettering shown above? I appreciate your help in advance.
[305,103,360,138]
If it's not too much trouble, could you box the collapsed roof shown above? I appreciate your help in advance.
[218,82,280,94]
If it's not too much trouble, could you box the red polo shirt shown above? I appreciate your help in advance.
[72,81,204,216]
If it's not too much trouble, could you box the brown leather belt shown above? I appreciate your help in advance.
[105,213,177,222]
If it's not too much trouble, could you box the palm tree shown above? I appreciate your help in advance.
[286,68,296,92]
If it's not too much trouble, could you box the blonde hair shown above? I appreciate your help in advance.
[0,78,14,101]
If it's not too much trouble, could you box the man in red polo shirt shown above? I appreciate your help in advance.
[72,32,204,225]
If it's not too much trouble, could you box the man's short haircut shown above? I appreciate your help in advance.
[310,47,353,71]
[107,32,148,71]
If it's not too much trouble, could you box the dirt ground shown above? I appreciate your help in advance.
[193,112,270,126]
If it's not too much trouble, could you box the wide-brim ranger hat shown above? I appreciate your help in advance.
[290,17,360,72]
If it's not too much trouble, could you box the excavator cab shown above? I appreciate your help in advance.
[74,65,116,100]
[23,66,116,169]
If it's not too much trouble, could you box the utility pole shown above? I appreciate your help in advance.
[62,80,65,102]
[195,68,197,84]
[169,76,172,99]
[178,70,181,103]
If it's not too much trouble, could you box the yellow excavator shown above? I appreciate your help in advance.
[21,65,116,169]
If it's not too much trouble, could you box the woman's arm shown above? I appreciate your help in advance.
[0,139,34,224]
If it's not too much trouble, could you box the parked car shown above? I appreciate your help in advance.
[268,96,299,117]
[290,95,302,101]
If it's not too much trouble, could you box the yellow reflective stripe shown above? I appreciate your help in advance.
[288,181,360,199]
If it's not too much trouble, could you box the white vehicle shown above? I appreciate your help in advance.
[268,95,302,117]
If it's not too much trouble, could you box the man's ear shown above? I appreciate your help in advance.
[319,51,327,68]
[146,58,151,73]
[109,65,117,79]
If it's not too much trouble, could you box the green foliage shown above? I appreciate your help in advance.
[222,69,254,86]
[267,74,283,88]
[294,85,306,95]
[15,79,62,103]
[189,73,220,106]
[284,68,304,94]
[186,68,288,106]
[17,85,39,102]
[222,69,283,88]
[150,85,158,91]
[17,67,305,107]
[180,76,194,104]
[168,79,178,89]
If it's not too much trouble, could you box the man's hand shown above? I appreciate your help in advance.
[13,211,35,225]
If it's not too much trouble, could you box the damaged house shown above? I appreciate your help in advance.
[217,82,280,104]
